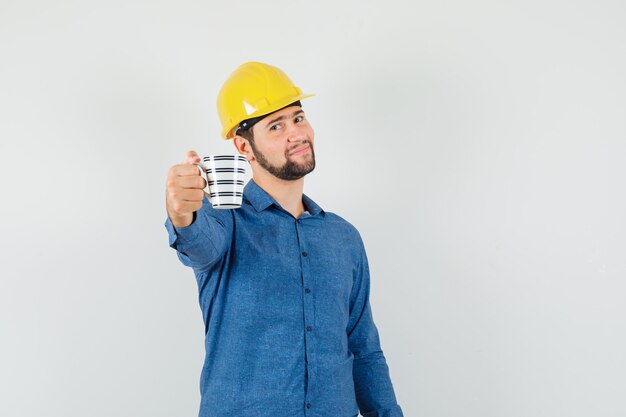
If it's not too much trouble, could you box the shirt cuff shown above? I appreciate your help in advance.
[164,198,208,248]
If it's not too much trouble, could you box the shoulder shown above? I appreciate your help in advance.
[321,211,364,245]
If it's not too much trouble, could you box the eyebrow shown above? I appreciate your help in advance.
[264,109,304,130]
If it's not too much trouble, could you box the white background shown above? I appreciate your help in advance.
[1,1,625,416]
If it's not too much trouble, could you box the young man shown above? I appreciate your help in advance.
[164,62,404,417]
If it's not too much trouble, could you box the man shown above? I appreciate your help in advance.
[164,62,404,417]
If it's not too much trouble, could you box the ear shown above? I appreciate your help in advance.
[232,135,255,162]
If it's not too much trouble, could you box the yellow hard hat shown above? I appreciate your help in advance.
[217,62,315,139]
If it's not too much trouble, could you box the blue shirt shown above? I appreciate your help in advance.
[164,178,404,417]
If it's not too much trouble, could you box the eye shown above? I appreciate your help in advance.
[295,115,305,123]
[270,123,282,131]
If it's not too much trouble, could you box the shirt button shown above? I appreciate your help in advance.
[306,403,312,409]
[302,251,308,257]
[305,288,311,294]
[306,325,313,332]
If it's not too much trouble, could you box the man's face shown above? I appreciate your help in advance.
[247,105,316,180]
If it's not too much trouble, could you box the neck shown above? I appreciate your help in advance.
[252,169,305,218]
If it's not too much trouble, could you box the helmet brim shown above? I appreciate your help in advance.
[223,93,315,139]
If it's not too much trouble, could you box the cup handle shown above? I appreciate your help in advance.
[195,162,211,201]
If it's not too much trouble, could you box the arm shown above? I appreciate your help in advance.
[347,236,404,417]
[164,150,232,273]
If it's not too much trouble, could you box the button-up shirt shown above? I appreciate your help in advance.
[164,178,404,417]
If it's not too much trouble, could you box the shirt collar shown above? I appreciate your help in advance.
[243,178,324,216]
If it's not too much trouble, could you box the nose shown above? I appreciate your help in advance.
[286,124,306,142]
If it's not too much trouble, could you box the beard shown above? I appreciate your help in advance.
[250,139,316,180]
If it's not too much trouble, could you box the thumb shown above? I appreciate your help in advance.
[183,150,201,164]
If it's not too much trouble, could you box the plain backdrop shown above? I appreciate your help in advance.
[1,1,625,416]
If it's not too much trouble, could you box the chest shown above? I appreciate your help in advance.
[227,219,357,314]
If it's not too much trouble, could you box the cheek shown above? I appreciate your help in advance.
[264,141,289,160]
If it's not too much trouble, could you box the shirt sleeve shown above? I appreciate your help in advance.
[164,196,232,273]
[347,234,404,417]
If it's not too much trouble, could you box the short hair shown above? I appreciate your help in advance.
[238,127,255,143]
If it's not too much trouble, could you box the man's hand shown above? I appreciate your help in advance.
[166,150,207,228]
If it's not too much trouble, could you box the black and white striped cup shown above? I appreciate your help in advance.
[196,155,247,209]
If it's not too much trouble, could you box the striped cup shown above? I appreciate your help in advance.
[197,155,248,209]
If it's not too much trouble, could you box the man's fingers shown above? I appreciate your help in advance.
[171,188,205,203]
[170,163,202,177]
[177,175,207,189]
[166,153,206,220]
[183,150,201,164]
